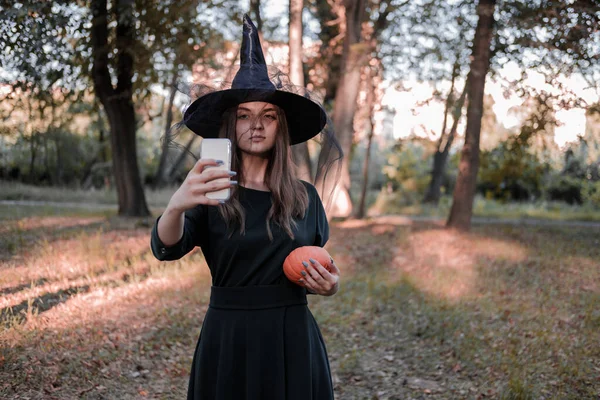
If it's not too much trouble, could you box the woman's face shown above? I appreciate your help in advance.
[235,101,279,157]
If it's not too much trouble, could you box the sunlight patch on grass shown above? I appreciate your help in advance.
[391,226,529,301]
[1,251,211,342]
[2,209,600,398]
[0,228,150,288]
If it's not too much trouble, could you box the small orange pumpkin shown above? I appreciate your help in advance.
[283,246,332,285]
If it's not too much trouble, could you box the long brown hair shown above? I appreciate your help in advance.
[217,104,309,240]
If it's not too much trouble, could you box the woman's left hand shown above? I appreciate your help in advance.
[298,257,340,296]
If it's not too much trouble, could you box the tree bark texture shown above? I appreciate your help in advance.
[250,0,263,31]
[289,0,313,182]
[316,0,369,218]
[314,0,343,105]
[356,62,379,219]
[424,77,469,204]
[91,0,150,217]
[446,0,496,230]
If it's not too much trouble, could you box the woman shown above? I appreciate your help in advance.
[151,15,342,400]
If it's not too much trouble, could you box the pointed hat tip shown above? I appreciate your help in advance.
[242,13,257,30]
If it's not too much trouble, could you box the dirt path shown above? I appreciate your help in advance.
[370,213,600,228]
[0,200,117,210]
[3,200,600,228]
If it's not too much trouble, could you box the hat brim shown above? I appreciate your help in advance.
[183,89,327,145]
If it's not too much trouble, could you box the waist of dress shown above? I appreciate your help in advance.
[209,285,308,310]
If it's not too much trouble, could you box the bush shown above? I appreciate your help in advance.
[382,138,435,205]
[478,139,547,202]
[545,176,583,205]
[582,180,600,208]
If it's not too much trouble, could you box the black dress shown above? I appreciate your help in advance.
[150,182,334,399]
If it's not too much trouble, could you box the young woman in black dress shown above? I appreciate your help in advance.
[151,15,343,400]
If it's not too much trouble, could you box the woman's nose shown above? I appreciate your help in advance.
[251,116,264,130]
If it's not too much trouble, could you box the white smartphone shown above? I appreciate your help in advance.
[199,138,232,201]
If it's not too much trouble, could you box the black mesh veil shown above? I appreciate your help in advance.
[163,66,343,212]
[161,13,342,212]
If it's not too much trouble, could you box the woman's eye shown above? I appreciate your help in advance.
[237,114,249,120]
[264,114,276,120]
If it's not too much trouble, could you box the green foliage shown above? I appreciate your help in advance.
[385,0,476,83]
[478,136,548,201]
[1,128,99,185]
[546,176,584,205]
[349,134,395,192]
[544,141,600,207]
[0,2,86,89]
[0,0,239,191]
[478,92,566,202]
[383,138,436,205]
[498,0,600,77]
[1,0,237,93]
[581,180,600,209]
[499,376,535,400]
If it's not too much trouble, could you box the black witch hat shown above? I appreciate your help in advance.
[183,14,327,145]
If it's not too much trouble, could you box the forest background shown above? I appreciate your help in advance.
[1,1,600,399]
[1,0,598,227]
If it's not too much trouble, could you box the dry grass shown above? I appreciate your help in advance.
[1,206,599,399]
[371,192,600,223]
[0,181,177,208]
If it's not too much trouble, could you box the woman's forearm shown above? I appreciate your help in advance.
[156,206,186,246]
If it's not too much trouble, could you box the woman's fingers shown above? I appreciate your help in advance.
[328,257,341,275]
[189,168,235,184]
[299,259,335,291]
[192,158,222,174]
[297,256,340,296]
[299,264,319,289]
[203,167,237,181]
[192,179,236,195]
[202,198,223,207]
[309,258,337,284]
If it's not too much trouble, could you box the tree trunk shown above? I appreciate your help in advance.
[80,156,98,189]
[91,0,150,217]
[250,0,268,54]
[43,130,50,180]
[446,0,496,231]
[55,130,63,185]
[104,99,149,215]
[316,0,369,218]
[96,105,110,189]
[250,0,262,31]
[424,78,468,204]
[314,0,343,105]
[356,63,378,219]
[289,0,313,182]
[423,62,458,204]
[51,103,63,185]
[153,72,178,188]
[29,133,37,181]
[96,100,108,163]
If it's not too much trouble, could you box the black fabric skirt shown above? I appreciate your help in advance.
[187,285,334,400]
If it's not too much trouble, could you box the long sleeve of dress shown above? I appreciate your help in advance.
[150,205,208,261]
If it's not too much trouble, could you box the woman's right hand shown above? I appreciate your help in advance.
[167,158,237,212]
